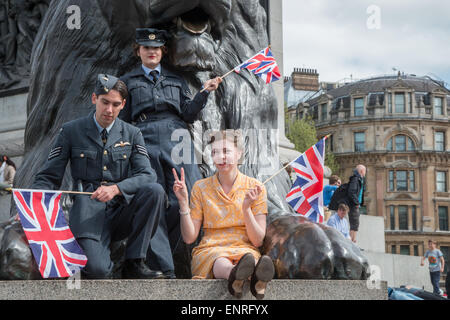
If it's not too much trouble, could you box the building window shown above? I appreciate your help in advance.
[435,131,445,151]
[413,245,419,256]
[412,205,417,230]
[390,205,395,230]
[386,135,415,151]
[398,205,408,230]
[354,132,365,152]
[434,97,443,115]
[436,171,448,192]
[400,245,410,255]
[389,171,394,191]
[395,93,405,113]
[329,134,334,152]
[391,245,396,254]
[388,170,416,192]
[409,171,415,191]
[388,93,392,113]
[354,98,364,116]
[321,103,327,121]
[438,206,449,231]
[396,171,408,191]
[409,92,413,113]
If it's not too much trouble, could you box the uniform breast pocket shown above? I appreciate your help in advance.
[162,81,181,104]
[71,148,97,180]
[111,147,132,179]
[129,83,152,108]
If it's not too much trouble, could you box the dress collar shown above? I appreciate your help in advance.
[213,170,243,198]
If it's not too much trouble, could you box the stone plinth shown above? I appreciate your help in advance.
[356,215,386,253]
[0,279,387,300]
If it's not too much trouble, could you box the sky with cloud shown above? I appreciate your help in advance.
[282,0,450,87]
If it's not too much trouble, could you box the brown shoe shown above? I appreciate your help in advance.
[227,253,255,298]
[250,255,274,300]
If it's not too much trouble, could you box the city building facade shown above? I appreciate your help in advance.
[288,73,450,272]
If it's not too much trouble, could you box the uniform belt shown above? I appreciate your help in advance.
[137,111,180,123]
[75,180,114,192]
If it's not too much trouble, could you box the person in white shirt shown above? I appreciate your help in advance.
[326,203,351,240]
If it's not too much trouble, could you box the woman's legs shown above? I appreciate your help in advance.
[212,257,235,279]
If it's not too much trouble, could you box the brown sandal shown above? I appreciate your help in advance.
[250,255,274,300]
[227,253,255,298]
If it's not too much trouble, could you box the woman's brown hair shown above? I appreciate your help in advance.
[132,43,168,58]
[207,130,244,152]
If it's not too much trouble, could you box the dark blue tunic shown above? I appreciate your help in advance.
[120,65,209,273]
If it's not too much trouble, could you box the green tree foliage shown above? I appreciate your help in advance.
[286,116,340,175]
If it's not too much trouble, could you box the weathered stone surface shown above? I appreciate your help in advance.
[0,279,387,300]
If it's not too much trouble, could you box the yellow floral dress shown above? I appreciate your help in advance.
[189,171,268,279]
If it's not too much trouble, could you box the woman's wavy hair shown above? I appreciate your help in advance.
[207,130,244,164]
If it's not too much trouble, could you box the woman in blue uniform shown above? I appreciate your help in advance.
[120,28,221,278]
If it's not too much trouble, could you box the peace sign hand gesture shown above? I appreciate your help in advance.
[172,168,189,208]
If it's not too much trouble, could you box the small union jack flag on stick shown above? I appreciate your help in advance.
[12,189,88,278]
[200,46,280,92]
[285,137,327,223]
[234,46,281,84]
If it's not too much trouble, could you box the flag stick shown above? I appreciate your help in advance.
[12,188,93,196]
[199,68,234,93]
[200,45,272,93]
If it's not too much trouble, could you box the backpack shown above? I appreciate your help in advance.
[328,183,349,210]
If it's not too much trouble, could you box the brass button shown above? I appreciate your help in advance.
[123,154,127,159]
[103,166,107,171]
[104,150,108,155]
[80,153,85,158]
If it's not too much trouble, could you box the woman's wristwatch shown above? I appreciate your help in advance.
[179,208,190,216]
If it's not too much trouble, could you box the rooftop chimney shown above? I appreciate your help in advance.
[291,68,320,91]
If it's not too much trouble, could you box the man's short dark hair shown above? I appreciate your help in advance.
[111,79,128,100]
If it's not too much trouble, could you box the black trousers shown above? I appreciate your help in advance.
[349,205,360,231]
[78,183,165,279]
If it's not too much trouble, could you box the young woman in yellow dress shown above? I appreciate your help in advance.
[172,130,274,299]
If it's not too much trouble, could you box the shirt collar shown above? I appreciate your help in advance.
[141,64,161,76]
[93,113,115,133]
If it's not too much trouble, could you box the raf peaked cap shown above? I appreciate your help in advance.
[136,28,169,47]
[95,74,119,96]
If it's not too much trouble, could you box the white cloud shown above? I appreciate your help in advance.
[282,0,450,86]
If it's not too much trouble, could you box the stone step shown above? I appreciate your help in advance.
[0,279,387,300]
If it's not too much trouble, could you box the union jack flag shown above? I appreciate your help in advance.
[12,189,87,278]
[285,138,326,223]
[234,46,281,84]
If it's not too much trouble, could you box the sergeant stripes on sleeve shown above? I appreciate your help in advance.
[135,144,149,158]
[48,147,63,160]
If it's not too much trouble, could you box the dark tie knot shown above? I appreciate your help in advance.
[101,129,108,144]
[150,70,159,83]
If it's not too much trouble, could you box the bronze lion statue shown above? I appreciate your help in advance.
[2,0,369,280]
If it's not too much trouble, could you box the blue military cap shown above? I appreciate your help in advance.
[136,28,169,47]
[95,74,119,96]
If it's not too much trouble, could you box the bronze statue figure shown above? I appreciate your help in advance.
[1,0,369,281]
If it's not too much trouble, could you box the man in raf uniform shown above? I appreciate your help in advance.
[32,74,166,279]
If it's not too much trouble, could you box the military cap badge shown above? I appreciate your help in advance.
[95,74,119,96]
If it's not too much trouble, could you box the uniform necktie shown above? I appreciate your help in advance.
[150,70,159,83]
[101,128,108,145]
